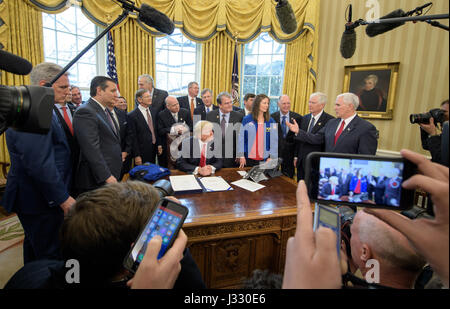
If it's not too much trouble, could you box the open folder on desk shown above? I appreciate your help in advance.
[169,175,233,193]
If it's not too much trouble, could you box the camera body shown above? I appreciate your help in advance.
[410,108,446,125]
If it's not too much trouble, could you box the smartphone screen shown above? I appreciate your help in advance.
[123,198,188,273]
[305,152,416,210]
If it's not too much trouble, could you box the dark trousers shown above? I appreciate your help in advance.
[17,211,64,264]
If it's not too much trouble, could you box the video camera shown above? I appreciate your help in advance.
[0,49,54,135]
[410,108,447,125]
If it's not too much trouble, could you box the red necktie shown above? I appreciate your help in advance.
[199,143,206,167]
[355,179,361,194]
[331,186,335,195]
[62,106,73,135]
[334,120,345,145]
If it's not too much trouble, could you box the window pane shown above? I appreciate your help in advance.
[57,32,77,61]
[56,9,76,33]
[42,13,55,29]
[78,63,97,88]
[256,76,270,95]
[270,76,282,97]
[43,28,57,59]
[243,76,256,95]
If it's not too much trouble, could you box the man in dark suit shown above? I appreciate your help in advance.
[157,96,192,167]
[206,92,244,168]
[288,92,378,158]
[193,88,219,122]
[271,95,302,178]
[70,85,84,107]
[177,120,223,175]
[338,168,353,197]
[1,62,75,263]
[72,76,122,194]
[128,89,159,166]
[178,81,202,119]
[53,91,79,195]
[137,74,168,116]
[374,173,387,204]
[113,96,133,179]
[238,93,256,117]
[293,92,334,181]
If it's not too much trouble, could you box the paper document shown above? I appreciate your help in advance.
[231,179,266,192]
[198,176,233,192]
[169,175,202,192]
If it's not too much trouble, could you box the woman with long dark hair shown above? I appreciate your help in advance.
[237,94,278,167]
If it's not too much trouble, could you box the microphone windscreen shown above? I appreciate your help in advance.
[0,49,33,75]
[138,4,175,35]
[365,9,406,37]
[340,28,356,59]
[275,0,297,34]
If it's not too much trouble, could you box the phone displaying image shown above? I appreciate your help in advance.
[305,152,417,210]
[123,198,189,273]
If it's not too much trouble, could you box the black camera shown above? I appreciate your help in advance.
[410,108,446,125]
[152,179,174,198]
[0,50,54,135]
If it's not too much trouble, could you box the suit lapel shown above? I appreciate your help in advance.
[312,113,328,133]
[90,100,119,139]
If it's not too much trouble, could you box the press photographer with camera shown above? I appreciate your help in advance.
[411,99,449,165]
[283,149,449,289]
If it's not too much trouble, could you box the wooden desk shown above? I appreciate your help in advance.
[171,168,298,288]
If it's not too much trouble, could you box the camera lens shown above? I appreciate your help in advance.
[409,112,431,124]
[0,85,54,135]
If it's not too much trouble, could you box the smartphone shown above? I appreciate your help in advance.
[123,198,189,273]
[304,152,417,210]
[313,203,341,257]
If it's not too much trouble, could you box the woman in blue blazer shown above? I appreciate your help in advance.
[349,168,368,195]
[237,94,278,167]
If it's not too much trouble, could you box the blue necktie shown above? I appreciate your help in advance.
[281,115,287,138]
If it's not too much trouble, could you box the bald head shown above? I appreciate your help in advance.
[351,211,425,273]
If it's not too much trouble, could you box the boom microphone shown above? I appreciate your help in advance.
[0,49,33,75]
[138,3,175,35]
[114,0,174,35]
[365,9,407,37]
[275,0,298,34]
[340,5,359,59]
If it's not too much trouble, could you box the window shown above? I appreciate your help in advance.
[241,33,286,114]
[42,5,105,99]
[155,28,201,96]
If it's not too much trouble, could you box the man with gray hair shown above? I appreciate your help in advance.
[288,92,378,156]
[349,211,426,288]
[2,62,75,263]
[137,74,168,116]
[294,92,334,181]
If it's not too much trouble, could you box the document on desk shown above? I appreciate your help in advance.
[198,176,233,192]
[169,175,203,193]
[231,179,265,192]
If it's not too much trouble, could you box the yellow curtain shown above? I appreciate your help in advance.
[201,32,240,103]
[0,0,44,176]
[29,0,311,43]
[110,18,156,111]
[283,0,319,115]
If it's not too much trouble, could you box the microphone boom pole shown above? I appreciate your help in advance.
[361,13,449,26]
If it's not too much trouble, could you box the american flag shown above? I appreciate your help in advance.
[107,31,120,91]
[231,44,239,107]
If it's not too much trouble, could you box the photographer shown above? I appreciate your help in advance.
[418,100,449,164]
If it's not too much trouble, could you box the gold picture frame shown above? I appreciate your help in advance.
[343,62,400,120]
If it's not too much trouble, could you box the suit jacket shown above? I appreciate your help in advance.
[320,183,341,197]
[176,137,223,173]
[2,112,72,214]
[128,105,159,164]
[72,98,122,191]
[206,110,244,167]
[178,96,203,115]
[238,114,278,160]
[271,111,302,176]
[114,107,133,155]
[52,104,79,192]
[193,104,219,121]
[295,114,377,155]
[295,111,334,180]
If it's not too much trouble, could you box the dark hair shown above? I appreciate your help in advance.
[251,94,270,122]
[118,96,127,102]
[90,76,116,97]
[135,88,149,102]
[60,181,160,287]
[441,99,449,106]
[244,93,256,102]
[242,269,282,289]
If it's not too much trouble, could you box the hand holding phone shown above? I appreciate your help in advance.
[123,198,189,274]
[128,230,187,289]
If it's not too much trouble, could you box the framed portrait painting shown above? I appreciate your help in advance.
[343,62,400,120]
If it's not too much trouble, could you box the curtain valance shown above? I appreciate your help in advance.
[26,0,317,43]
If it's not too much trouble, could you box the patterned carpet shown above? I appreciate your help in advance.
[0,214,24,253]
